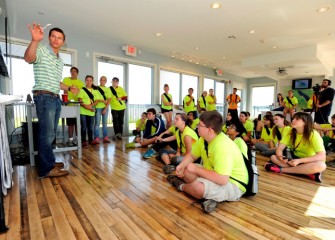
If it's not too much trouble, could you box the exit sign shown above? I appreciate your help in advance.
[124,45,137,57]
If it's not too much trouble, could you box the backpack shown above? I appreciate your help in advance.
[230,148,258,197]
[204,140,259,197]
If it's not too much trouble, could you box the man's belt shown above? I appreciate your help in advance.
[33,90,59,97]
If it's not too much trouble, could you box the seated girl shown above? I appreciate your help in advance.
[160,113,198,174]
[239,111,254,142]
[251,115,275,155]
[314,114,335,152]
[265,112,326,182]
[226,122,248,158]
[132,112,147,137]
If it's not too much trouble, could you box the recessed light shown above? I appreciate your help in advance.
[171,55,175,58]
[317,6,331,13]
[195,47,200,50]
[222,56,226,60]
[328,32,335,37]
[249,30,255,34]
[155,32,162,37]
[272,46,277,49]
[211,2,221,9]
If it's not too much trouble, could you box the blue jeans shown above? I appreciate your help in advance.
[94,107,108,138]
[33,94,61,177]
[81,114,95,143]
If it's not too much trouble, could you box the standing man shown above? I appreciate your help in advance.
[183,88,197,118]
[226,88,241,121]
[24,23,78,178]
[167,111,248,213]
[110,77,127,140]
[62,67,84,146]
[315,79,335,124]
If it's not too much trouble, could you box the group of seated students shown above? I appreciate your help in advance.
[124,106,327,213]
[223,110,327,182]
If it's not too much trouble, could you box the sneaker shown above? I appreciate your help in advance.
[91,137,100,145]
[264,162,281,173]
[54,162,64,168]
[116,134,122,140]
[72,138,78,146]
[125,142,135,148]
[162,164,176,174]
[40,167,69,178]
[112,135,116,141]
[103,136,111,143]
[307,172,322,183]
[82,141,88,147]
[167,175,185,191]
[201,199,218,213]
[143,149,157,159]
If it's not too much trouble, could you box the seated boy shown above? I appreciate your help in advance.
[126,108,166,148]
[167,111,248,213]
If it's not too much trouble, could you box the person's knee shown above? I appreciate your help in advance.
[315,161,327,173]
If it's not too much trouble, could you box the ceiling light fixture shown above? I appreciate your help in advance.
[195,47,200,50]
[317,6,331,13]
[328,32,335,37]
[249,30,255,34]
[222,56,226,60]
[272,46,277,49]
[211,2,221,9]
[155,33,162,37]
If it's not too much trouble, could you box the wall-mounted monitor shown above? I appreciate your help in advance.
[292,78,312,90]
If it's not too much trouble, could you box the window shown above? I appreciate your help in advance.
[0,41,73,98]
[160,70,180,105]
[159,70,199,105]
[128,64,152,104]
[251,85,275,117]
[97,61,124,86]
[203,78,214,93]
[181,74,198,103]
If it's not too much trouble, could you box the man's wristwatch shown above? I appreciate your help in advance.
[68,86,71,92]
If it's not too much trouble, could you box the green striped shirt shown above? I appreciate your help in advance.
[32,44,64,94]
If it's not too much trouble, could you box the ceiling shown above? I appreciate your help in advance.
[2,0,335,80]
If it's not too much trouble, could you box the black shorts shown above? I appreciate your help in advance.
[66,118,77,126]
[161,108,173,113]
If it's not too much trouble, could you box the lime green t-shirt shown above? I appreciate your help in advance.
[241,120,254,137]
[183,95,196,113]
[281,129,325,158]
[190,118,199,131]
[136,118,147,131]
[272,126,291,144]
[175,126,198,154]
[205,95,216,111]
[234,137,248,158]
[77,88,99,116]
[283,96,298,108]
[110,86,127,110]
[191,133,248,192]
[198,96,206,109]
[260,126,273,142]
[161,93,173,110]
[320,124,335,139]
[222,123,228,133]
[96,86,112,109]
[62,77,84,101]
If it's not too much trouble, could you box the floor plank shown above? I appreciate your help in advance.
[1,139,335,239]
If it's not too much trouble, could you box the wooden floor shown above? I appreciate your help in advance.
[1,139,335,240]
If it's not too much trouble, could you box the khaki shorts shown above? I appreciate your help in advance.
[197,177,244,202]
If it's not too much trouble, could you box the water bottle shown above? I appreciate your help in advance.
[251,150,259,194]
[140,131,143,140]
[286,148,292,161]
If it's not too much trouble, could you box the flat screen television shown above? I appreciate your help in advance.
[292,79,312,90]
